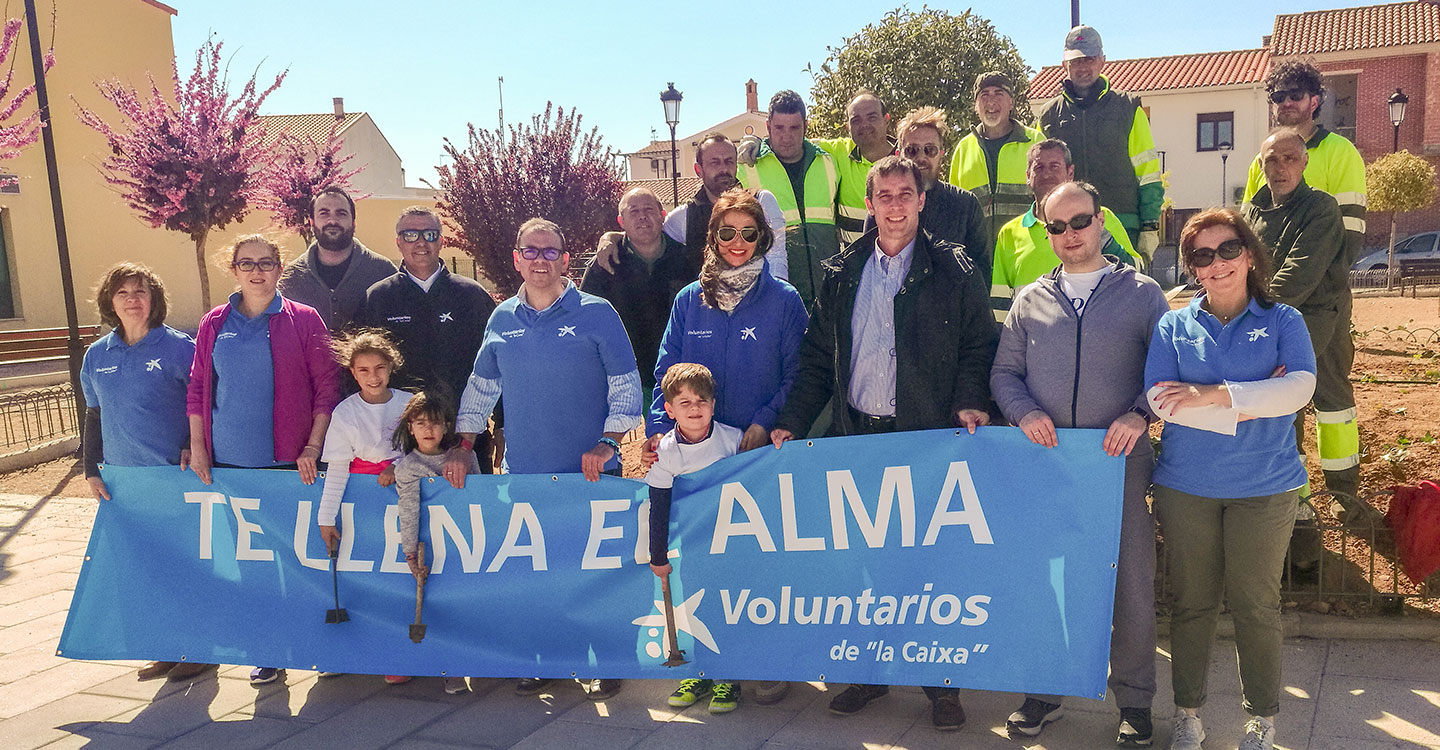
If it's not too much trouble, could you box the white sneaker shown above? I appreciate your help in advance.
[1169,711,1205,750]
[444,676,470,695]
[1237,716,1274,750]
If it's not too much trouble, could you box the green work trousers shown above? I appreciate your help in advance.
[1154,485,1299,717]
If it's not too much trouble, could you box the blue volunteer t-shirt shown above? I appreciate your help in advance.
[473,284,637,475]
[1144,295,1317,498]
[80,325,195,467]
[210,293,282,468]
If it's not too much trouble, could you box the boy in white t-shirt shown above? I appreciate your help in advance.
[647,363,742,714]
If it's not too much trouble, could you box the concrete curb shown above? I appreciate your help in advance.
[0,436,79,474]
[1159,611,1440,641]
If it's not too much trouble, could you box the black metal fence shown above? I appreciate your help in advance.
[0,384,78,450]
[1157,490,1436,612]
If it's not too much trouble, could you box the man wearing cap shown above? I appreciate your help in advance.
[1039,25,1164,265]
[991,139,1141,323]
[950,72,1044,244]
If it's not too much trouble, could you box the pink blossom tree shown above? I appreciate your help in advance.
[0,17,53,160]
[76,36,285,310]
[438,103,623,295]
[258,123,365,245]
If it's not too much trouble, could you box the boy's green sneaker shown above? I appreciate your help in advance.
[668,678,713,707]
[709,681,739,714]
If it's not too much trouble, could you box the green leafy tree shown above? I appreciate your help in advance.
[1366,150,1438,288]
[806,6,1032,144]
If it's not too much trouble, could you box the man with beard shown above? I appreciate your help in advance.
[864,107,989,277]
[991,139,1140,323]
[278,186,397,333]
[591,133,786,283]
[950,72,1044,244]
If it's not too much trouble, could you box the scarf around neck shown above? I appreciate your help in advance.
[711,256,764,313]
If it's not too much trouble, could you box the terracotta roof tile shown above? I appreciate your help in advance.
[622,177,704,209]
[1271,1,1440,56]
[1030,48,1271,99]
[258,112,364,142]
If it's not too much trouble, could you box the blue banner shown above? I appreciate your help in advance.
[664,427,1124,698]
[59,427,1124,697]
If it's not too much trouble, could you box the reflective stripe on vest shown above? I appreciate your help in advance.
[739,153,838,227]
[1316,407,1360,471]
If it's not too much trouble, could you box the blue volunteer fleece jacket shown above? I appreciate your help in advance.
[648,261,809,436]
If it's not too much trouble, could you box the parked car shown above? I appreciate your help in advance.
[1352,231,1440,270]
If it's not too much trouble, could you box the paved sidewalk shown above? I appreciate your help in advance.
[1,491,1438,750]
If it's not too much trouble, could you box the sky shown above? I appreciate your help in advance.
[168,0,1377,187]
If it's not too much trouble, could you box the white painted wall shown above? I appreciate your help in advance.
[337,115,409,198]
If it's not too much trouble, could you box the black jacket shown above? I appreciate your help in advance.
[354,266,497,402]
[774,228,998,436]
[580,233,697,393]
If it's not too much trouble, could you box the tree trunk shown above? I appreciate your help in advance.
[194,225,212,312]
[1387,213,1398,291]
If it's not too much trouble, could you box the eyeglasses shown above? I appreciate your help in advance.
[232,258,280,272]
[399,229,440,243]
[1043,212,1097,235]
[902,144,940,159]
[1188,238,1246,267]
[516,246,564,261]
[715,226,760,243]
[1269,89,1310,104]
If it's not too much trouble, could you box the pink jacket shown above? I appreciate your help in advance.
[186,296,340,463]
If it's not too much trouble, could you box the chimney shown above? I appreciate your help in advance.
[1262,34,1271,48]
[333,97,345,120]
[746,80,758,112]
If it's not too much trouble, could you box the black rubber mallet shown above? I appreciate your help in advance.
[325,542,350,624]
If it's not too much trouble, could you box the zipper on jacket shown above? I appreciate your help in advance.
[1071,310,1082,428]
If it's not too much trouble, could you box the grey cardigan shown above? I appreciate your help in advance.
[990,262,1169,451]
[277,240,397,332]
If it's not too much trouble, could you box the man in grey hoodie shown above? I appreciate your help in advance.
[278,186,397,333]
[990,181,1170,748]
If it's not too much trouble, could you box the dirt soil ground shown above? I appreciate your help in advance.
[4,296,1437,614]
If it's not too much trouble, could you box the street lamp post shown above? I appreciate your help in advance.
[1218,141,1233,206]
[1386,88,1410,289]
[660,83,683,207]
[1389,88,1409,153]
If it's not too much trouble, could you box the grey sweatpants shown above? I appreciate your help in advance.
[1030,450,1158,709]
[1154,484,1298,717]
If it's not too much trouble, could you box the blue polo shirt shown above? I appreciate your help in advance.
[211,293,282,467]
[473,284,637,475]
[1144,295,1316,498]
[80,325,194,467]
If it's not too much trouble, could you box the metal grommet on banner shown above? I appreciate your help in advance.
[553,476,559,482]
[441,670,448,675]
[806,441,814,447]
[570,671,577,677]
[698,670,706,677]
[427,477,434,483]
[1111,563,1118,568]
[818,673,825,681]
[312,664,318,670]
[943,678,951,685]
[85,556,91,561]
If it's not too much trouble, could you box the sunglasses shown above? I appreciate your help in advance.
[1043,212,1097,235]
[1188,238,1246,267]
[902,144,940,159]
[399,229,440,243]
[1269,89,1310,105]
[716,226,760,243]
[516,246,564,261]
[232,258,280,272]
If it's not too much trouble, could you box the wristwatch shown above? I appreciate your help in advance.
[1129,406,1150,420]
[597,436,621,453]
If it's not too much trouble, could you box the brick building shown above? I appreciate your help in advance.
[1269,1,1440,241]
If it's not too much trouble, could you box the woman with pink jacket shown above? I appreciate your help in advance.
[185,234,339,685]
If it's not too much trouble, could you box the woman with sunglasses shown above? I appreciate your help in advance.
[1143,209,1316,750]
[647,188,808,455]
[186,235,339,686]
[645,188,807,709]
